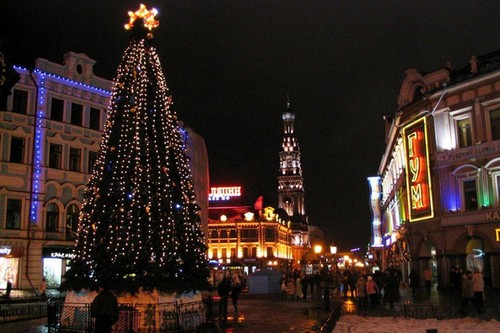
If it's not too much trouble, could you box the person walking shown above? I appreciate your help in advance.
[460,270,474,317]
[217,276,232,324]
[39,277,47,301]
[472,269,485,316]
[355,275,367,310]
[409,269,419,298]
[423,267,432,296]
[366,275,379,309]
[91,281,119,333]
[230,274,242,313]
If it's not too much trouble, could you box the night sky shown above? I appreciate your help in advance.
[2,1,499,251]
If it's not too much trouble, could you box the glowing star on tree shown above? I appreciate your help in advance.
[124,4,159,31]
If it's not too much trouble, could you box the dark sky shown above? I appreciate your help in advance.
[2,1,499,251]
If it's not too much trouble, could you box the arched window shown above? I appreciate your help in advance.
[46,203,59,232]
[66,204,79,240]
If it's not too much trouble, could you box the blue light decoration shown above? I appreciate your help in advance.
[16,65,111,225]
[30,72,46,224]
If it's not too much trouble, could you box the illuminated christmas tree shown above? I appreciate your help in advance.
[63,5,209,294]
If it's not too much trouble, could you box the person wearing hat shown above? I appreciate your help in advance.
[91,280,119,333]
[365,275,379,309]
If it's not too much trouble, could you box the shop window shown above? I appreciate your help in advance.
[69,148,81,172]
[10,137,25,163]
[89,107,101,130]
[66,204,79,240]
[46,203,59,232]
[6,199,22,229]
[230,248,236,258]
[490,109,500,141]
[463,180,478,210]
[12,89,28,114]
[456,117,472,147]
[221,248,227,259]
[50,98,64,121]
[88,151,98,174]
[49,144,62,169]
[466,237,484,274]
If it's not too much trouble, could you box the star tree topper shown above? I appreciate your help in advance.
[124,4,159,31]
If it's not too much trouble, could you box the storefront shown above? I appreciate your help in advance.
[0,244,23,289]
[42,247,74,288]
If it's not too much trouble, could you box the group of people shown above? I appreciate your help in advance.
[458,268,485,316]
[279,271,321,301]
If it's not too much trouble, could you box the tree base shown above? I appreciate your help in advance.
[63,289,205,331]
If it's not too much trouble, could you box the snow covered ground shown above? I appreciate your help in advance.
[334,315,500,332]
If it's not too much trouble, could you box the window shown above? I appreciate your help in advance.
[265,228,275,242]
[221,248,227,259]
[12,89,28,114]
[46,203,59,232]
[267,247,273,258]
[71,103,83,126]
[251,247,257,257]
[242,247,249,258]
[69,148,81,172]
[211,230,218,239]
[66,204,79,240]
[88,151,98,174]
[49,144,62,169]
[463,180,478,210]
[89,107,100,130]
[241,229,258,242]
[50,98,64,121]
[230,248,236,258]
[6,199,22,229]
[220,230,228,239]
[457,118,472,147]
[229,230,237,239]
[10,137,25,163]
[490,109,500,140]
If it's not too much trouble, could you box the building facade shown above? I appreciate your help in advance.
[277,101,309,268]
[207,196,293,274]
[0,52,209,293]
[370,50,500,288]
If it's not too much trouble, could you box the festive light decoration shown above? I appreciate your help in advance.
[64,6,208,294]
[124,4,159,31]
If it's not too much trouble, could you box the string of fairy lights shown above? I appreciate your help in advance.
[71,4,207,290]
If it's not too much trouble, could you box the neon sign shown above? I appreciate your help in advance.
[209,186,242,201]
[403,117,434,221]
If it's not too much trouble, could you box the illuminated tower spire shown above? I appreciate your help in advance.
[277,100,308,239]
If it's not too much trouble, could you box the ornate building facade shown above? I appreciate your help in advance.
[0,52,208,293]
[277,101,309,268]
[207,194,293,273]
[370,50,500,288]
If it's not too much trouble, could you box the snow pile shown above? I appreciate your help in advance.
[334,315,499,332]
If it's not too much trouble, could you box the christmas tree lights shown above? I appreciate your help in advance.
[63,5,208,294]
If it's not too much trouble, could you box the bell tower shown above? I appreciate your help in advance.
[277,99,308,248]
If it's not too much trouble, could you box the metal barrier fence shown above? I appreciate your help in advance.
[47,297,213,332]
[340,301,500,321]
[0,302,47,323]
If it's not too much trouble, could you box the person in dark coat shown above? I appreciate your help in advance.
[217,276,232,324]
[91,281,119,333]
[230,274,242,312]
[409,269,419,298]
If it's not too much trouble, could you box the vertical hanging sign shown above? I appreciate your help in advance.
[403,117,434,222]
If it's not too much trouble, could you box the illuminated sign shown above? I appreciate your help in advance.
[496,229,500,242]
[0,247,12,256]
[209,186,242,201]
[403,117,434,221]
